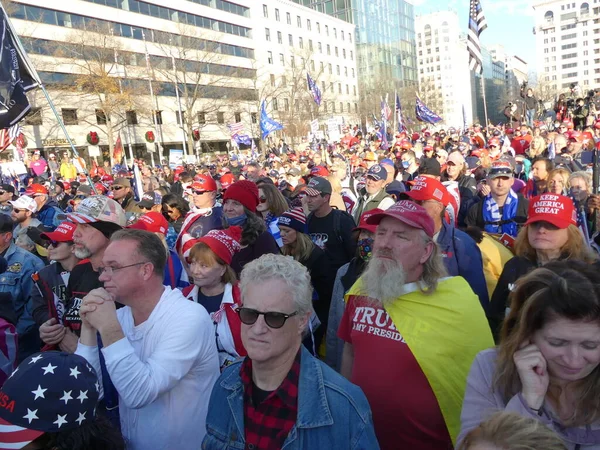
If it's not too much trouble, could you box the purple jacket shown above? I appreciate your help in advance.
[459,348,600,449]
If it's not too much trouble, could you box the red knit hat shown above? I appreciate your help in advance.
[197,226,242,265]
[223,180,259,212]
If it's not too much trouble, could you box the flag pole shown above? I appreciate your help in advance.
[480,76,489,130]
[0,3,97,192]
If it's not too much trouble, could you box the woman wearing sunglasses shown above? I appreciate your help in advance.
[222,180,280,276]
[184,226,247,371]
[256,183,288,248]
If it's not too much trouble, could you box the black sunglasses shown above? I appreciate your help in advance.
[237,307,298,329]
[112,186,124,191]
[193,190,208,195]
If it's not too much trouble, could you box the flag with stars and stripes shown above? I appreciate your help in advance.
[467,0,488,74]
[0,351,99,447]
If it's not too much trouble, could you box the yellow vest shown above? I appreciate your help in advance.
[346,276,493,445]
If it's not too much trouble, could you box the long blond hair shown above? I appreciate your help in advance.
[282,231,314,263]
[514,224,598,264]
[494,261,600,427]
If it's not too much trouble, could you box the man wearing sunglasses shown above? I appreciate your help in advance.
[25,183,62,230]
[203,254,379,449]
[0,184,15,207]
[9,195,40,238]
[111,177,142,214]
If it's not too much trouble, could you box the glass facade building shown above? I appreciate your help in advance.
[292,0,418,92]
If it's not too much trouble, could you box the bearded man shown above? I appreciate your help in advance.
[338,201,493,450]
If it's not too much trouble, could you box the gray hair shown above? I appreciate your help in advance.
[419,231,448,294]
[568,170,592,191]
[110,229,166,276]
[240,254,314,316]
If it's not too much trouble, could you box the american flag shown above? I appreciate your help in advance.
[227,122,244,137]
[467,0,488,74]
[381,97,392,122]
[0,124,21,153]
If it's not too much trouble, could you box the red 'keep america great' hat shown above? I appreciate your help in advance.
[525,193,577,229]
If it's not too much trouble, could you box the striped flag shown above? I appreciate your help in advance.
[227,122,244,137]
[381,97,392,122]
[0,124,20,152]
[395,92,406,133]
[467,0,488,74]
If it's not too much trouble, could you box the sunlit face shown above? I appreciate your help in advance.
[241,278,308,365]
[48,241,74,262]
[279,225,297,246]
[256,188,268,213]
[223,199,245,218]
[72,223,109,259]
[549,174,566,194]
[532,316,600,382]
[527,221,569,252]
[532,161,549,181]
[189,258,226,289]
[365,177,385,195]
[98,240,149,303]
[488,176,513,197]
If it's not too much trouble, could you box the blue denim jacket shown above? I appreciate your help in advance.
[202,346,380,450]
[0,244,44,336]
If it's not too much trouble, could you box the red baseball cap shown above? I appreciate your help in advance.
[354,208,383,233]
[405,176,450,206]
[25,183,48,196]
[310,165,330,177]
[41,221,76,243]
[128,212,169,236]
[220,173,236,190]
[525,193,577,229]
[191,174,217,192]
[366,200,435,238]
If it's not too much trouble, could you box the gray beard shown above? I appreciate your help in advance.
[360,256,407,306]
[73,246,92,260]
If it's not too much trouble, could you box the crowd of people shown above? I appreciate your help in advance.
[0,119,599,449]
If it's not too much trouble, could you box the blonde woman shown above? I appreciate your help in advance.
[547,168,570,195]
[527,136,547,159]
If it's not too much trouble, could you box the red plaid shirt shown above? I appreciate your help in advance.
[241,350,300,449]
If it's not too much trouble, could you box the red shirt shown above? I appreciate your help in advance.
[338,295,452,450]
[241,350,300,449]
[511,137,531,155]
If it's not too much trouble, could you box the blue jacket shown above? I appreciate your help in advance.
[36,199,62,230]
[202,346,380,450]
[437,221,489,310]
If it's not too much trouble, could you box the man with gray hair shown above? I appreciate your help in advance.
[203,254,379,449]
[339,201,493,449]
[76,229,219,449]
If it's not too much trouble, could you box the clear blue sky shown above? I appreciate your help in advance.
[414,0,537,76]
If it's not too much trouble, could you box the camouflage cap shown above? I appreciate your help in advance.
[67,195,126,227]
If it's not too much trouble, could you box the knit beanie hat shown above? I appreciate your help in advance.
[277,207,307,234]
[223,180,259,213]
[197,226,242,265]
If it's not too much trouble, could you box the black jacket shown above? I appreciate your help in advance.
[303,245,336,327]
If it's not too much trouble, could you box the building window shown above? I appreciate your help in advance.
[277,31,282,44]
[251,112,257,124]
[349,33,352,43]
[275,8,280,21]
[284,98,289,111]
[25,107,42,125]
[198,112,206,125]
[217,112,225,124]
[310,60,315,71]
[318,42,322,53]
[234,112,241,122]
[325,25,329,36]
[62,109,78,125]
[316,22,320,33]
[154,110,163,125]
[343,49,346,58]
[339,102,343,113]
[270,74,275,86]
[281,76,287,86]
[335,47,339,57]
[289,34,293,46]
[267,51,273,64]
[307,19,311,30]
[334,28,337,39]
[299,37,303,49]
[265,28,270,41]
[341,30,345,41]
[327,44,331,55]
[95,109,107,125]
[279,53,284,65]
[286,12,291,25]
[338,83,342,94]
[328,63,332,74]
[297,16,301,28]
[309,39,313,51]
[262,4,268,18]
[126,110,138,125]
[291,56,295,68]
[176,111,186,125]
[273,99,278,111]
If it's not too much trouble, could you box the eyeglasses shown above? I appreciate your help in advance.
[112,186,124,191]
[193,190,208,195]
[236,307,298,329]
[259,196,267,204]
[97,261,148,276]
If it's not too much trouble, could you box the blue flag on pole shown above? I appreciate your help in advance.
[306,73,322,106]
[415,95,442,124]
[395,93,406,133]
[233,134,252,146]
[260,100,283,140]
[380,97,390,150]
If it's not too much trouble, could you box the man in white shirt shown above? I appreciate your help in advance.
[75,228,220,450]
